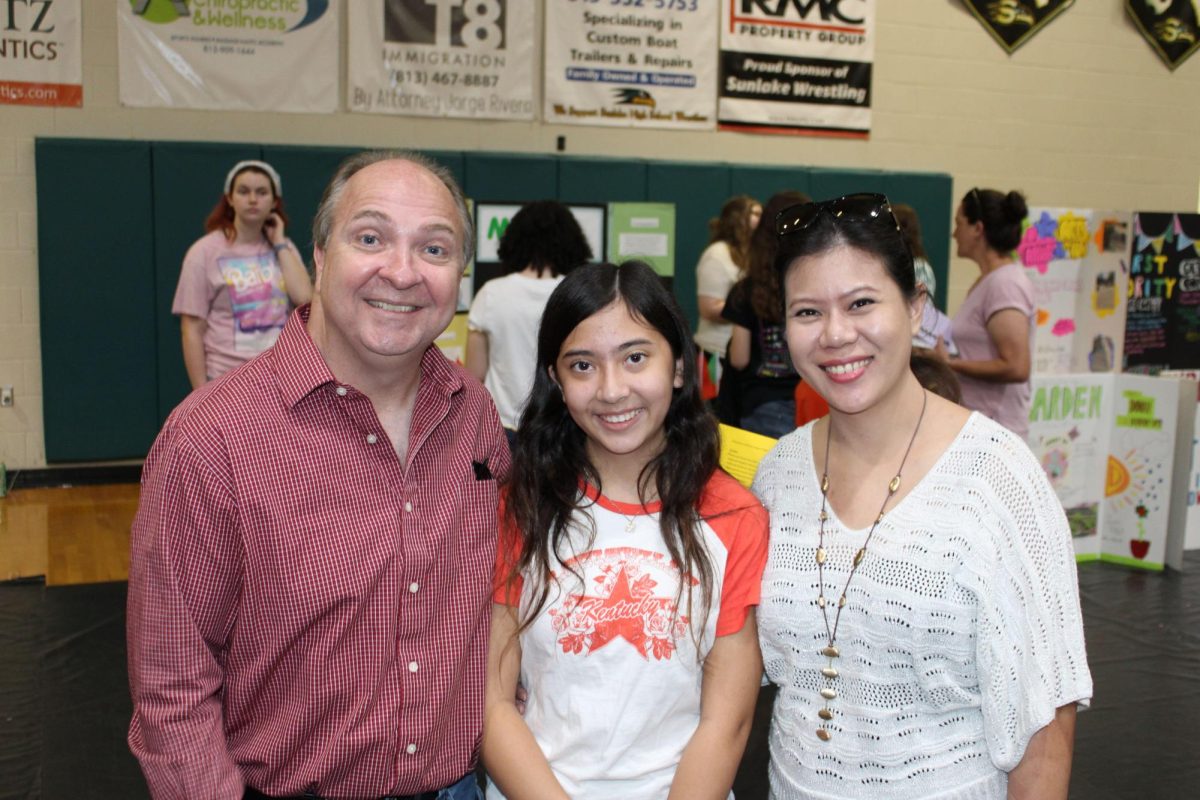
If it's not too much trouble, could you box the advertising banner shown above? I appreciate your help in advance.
[348,0,535,120]
[543,0,717,130]
[961,0,1074,53]
[717,0,874,138]
[1124,213,1200,372]
[0,0,82,107]
[117,0,338,112]
[1126,0,1200,70]
[1017,208,1129,375]
[607,203,675,278]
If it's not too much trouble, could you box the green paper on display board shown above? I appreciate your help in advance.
[607,203,675,277]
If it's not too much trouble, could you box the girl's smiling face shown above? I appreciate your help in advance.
[552,300,683,483]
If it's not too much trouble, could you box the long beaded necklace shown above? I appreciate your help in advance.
[813,389,928,742]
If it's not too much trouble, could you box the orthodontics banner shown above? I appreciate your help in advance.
[0,0,82,107]
[117,0,338,112]
[348,0,535,120]
[543,0,718,130]
[717,0,875,138]
[960,0,1074,54]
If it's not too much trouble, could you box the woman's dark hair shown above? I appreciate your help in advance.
[204,164,290,240]
[498,200,593,277]
[747,191,812,322]
[910,348,962,403]
[773,195,918,303]
[962,187,1028,253]
[505,260,719,641]
[892,203,927,261]
[707,194,759,273]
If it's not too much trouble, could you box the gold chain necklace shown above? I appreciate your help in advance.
[813,390,928,743]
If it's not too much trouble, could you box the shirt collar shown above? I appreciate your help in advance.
[271,305,465,409]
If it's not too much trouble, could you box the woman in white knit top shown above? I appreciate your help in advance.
[752,194,1091,799]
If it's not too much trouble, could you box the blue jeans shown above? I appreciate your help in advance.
[740,399,796,439]
[438,773,483,800]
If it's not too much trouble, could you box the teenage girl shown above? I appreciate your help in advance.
[483,261,769,799]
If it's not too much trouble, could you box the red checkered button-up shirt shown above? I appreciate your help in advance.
[128,307,509,799]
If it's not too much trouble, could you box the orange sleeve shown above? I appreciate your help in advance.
[492,490,525,606]
[701,472,771,637]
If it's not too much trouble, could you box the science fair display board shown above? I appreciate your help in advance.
[1027,373,1197,571]
[1124,213,1200,372]
[1161,370,1200,551]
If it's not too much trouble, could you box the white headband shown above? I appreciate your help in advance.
[224,160,282,197]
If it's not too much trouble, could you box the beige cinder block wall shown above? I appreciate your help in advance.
[0,2,1197,468]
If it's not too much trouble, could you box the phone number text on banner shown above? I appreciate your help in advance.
[718,0,875,138]
[544,0,718,130]
[348,0,535,120]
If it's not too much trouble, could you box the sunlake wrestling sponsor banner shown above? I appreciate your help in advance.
[961,0,1074,54]
[1,0,82,107]
[543,0,717,130]
[717,0,874,137]
[117,0,337,112]
[1126,0,1200,70]
[348,0,534,120]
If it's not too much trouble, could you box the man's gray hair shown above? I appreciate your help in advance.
[311,149,475,266]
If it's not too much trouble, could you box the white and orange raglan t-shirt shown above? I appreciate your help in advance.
[490,470,769,800]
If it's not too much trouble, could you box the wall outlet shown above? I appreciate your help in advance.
[0,386,12,407]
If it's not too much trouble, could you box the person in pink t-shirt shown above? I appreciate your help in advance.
[172,160,313,388]
[940,187,1035,438]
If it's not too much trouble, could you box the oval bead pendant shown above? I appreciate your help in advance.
[821,666,839,678]
[821,645,840,658]
[853,548,865,567]
[819,510,828,522]
[821,475,830,493]
[820,687,837,700]
[817,595,826,608]
[889,475,901,493]
[818,708,833,721]
[815,547,827,565]
[816,728,832,741]
[838,595,847,608]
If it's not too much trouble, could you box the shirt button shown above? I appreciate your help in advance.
[335,386,347,397]
[366,433,378,445]
[409,582,419,593]
[406,742,417,755]
[408,661,419,673]
[404,501,413,513]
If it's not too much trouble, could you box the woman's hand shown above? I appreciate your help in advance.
[264,212,286,246]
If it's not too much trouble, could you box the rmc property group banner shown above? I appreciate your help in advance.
[348,0,535,120]
[718,0,875,137]
[117,0,338,113]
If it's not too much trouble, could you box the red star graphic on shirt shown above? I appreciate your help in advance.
[569,565,668,659]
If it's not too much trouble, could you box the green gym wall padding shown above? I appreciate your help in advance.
[34,138,951,462]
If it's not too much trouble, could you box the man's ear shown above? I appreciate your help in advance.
[313,247,326,292]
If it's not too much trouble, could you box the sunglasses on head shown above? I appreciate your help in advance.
[775,193,899,238]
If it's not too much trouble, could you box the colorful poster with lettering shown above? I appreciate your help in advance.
[542,0,717,130]
[1,0,81,107]
[1125,213,1200,372]
[1027,375,1113,561]
[960,0,1074,54]
[1161,371,1200,551]
[1101,375,1180,571]
[1017,208,1129,376]
[117,0,337,112]
[348,0,535,120]
[1125,0,1200,71]
[607,203,675,278]
[717,0,874,137]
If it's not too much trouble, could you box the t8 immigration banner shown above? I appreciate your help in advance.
[117,0,337,112]
[348,0,535,120]
[0,0,82,107]
[543,0,717,130]
[717,0,874,137]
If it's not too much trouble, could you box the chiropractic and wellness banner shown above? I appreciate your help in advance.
[961,0,1074,53]
[348,0,535,120]
[1,0,82,107]
[543,0,718,130]
[717,0,874,137]
[117,0,338,112]
[1126,0,1200,70]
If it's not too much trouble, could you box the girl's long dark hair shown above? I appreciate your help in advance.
[505,261,720,639]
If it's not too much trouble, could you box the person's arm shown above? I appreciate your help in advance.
[698,294,726,323]
[728,324,752,370]
[265,213,313,306]
[948,308,1030,383]
[482,603,570,800]
[668,610,763,800]
[465,330,490,382]
[127,427,245,799]
[1007,704,1076,800]
[180,314,209,390]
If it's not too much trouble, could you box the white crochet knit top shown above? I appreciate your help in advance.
[753,413,1092,800]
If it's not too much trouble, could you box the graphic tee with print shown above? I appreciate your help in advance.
[491,471,768,800]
